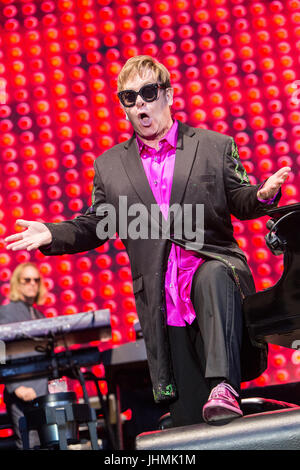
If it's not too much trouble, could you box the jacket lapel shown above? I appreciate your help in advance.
[120,135,158,211]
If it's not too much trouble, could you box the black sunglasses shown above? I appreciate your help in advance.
[118,83,167,108]
[20,277,41,284]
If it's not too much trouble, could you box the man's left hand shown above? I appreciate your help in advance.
[257,166,291,201]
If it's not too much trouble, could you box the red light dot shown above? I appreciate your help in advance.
[5,176,20,190]
[120,281,133,295]
[60,140,75,154]
[6,22,20,33]
[126,328,136,342]
[39,129,54,141]
[278,156,292,167]
[257,278,274,290]
[0,254,10,266]
[284,184,297,197]
[253,373,270,387]
[58,275,73,288]
[100,21,115,34]
[259,159,273,172]
[124,312,138,326]
[3,5,18,17]
[81,287,95,301]
[65,183,81,197]
[11,207,24,218]
[0,284,10,298]
[68,198,83,211]
[98,269,113,283]
[4,162,18,175]
[20,129,34,144]
[49,201,64,214]
[275,369,289,383]
[63,305,78,315]
[26,174,41,187]
[99,284,116,299]
[251,235,265,248]
[30,203,44,216]
[47,186,62,199]
[99,381,108,395]
[80,138,94,150]
[96,255,112,269]
[112,329,122,344]
[103,35,118,47]
[103,299,117,313]
[61,289,76,303]
[78,272,94,286]
[273,353,287,367]
[76,256,91,271]
[115,252,129,266]
[0,268,11,282]
[64,169,78,182]
[16,251,30,264]
[63,154,77,168]
[254,248,270,262]
[122,297,136,311]
[8,191,22,204]
[237,237,247,249]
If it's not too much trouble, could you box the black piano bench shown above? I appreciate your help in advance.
[136,406,300,450]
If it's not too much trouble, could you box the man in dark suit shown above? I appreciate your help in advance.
[5,56,291,428]
[0,262,48,448]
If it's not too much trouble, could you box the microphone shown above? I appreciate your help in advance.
[266,219,275,231]
[265,218,286,255]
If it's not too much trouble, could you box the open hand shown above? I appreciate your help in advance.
[5,219,52,251]
[257,166,291,200]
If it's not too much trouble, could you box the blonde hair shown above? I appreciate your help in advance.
[117,55,172,91]
[9,262,47,305]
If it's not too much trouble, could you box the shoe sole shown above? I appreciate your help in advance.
[203,402,243,425]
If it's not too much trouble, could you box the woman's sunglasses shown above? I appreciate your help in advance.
[20,277,41,284]
[118,83,167,108]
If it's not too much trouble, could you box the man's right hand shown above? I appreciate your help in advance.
[14,386,37,402]
[5,220,52,251]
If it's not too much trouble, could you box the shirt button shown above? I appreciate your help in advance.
[154,180,158,185]
[169,283,173,288]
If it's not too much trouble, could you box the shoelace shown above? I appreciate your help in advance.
[209,382,239,400]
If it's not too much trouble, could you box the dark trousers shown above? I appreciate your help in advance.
[5,399,41,449]
[168,260,243,427]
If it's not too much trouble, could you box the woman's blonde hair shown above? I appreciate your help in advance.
[117,55,172,91]
[9,262,47,305]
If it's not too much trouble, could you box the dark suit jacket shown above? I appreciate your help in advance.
[0,301,48,399]
[40,121,280,402]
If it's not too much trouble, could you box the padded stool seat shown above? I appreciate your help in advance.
[137,406,300,450]
[241,397,297,415]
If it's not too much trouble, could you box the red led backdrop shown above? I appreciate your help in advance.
[0,0,299,411]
